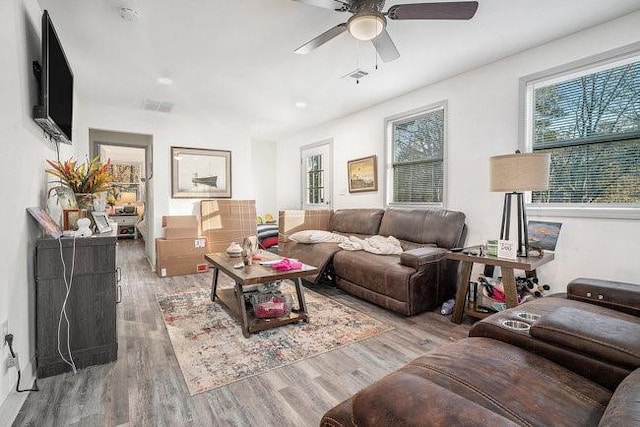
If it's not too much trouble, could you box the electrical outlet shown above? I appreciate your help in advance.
[1,320,7,346]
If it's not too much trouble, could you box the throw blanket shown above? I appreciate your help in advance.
[339,235,403,255]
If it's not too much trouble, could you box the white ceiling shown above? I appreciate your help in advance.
[38,0,640,140]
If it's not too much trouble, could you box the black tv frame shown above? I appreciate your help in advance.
[33,10,73,144]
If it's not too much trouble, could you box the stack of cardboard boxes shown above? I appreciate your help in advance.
[201,199,257,253]
[156,215,209,277]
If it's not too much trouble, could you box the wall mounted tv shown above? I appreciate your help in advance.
[33,10,74,144]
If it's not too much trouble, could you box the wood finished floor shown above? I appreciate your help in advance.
[14,240,473,426]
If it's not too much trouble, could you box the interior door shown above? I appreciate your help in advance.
[301,140,332,210]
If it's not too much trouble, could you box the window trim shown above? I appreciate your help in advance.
[518,42,640,219]
[384,100,448,208]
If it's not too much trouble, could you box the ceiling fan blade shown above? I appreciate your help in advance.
[292,0,350,10]
[294,23,348,54]
[372,29,400,63]
[387,1,479,20]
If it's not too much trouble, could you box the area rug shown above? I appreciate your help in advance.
[156,282,393,395]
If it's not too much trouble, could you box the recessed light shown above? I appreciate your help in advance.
[295,101,307,108]
[157,77,173,85]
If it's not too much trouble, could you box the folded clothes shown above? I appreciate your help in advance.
[271,258,303,271]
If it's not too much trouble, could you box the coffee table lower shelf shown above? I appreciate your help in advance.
[215,287,309,336]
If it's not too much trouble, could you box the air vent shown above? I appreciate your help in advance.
[143,99,174,113]
[343,69,369,80]
[342,68,370,84]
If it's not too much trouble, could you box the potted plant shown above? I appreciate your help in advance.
[46,156,113,210]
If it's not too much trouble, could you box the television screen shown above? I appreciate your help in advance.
[33,10,73,144]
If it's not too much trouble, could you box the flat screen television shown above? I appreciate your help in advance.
[33,10,74,144]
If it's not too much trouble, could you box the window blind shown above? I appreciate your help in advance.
[531,58,640,205]
[391,107,444,204]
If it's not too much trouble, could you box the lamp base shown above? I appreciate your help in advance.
[499,192,529,258]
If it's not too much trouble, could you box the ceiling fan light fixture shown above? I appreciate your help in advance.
[348,13,385,41]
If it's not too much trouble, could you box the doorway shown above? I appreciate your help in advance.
[89,129,154,264]
[300,139,333,210]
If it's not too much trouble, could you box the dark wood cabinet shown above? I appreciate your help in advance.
[35,235,119,378]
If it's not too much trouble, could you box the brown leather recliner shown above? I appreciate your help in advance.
[320,278,640,426]
[469,277,640,390]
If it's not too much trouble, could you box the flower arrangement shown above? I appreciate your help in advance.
[46,156,113,194]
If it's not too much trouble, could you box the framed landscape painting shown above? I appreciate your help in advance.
[171,147,232,198]
[347,155,378,193]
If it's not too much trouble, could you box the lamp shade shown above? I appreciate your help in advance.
[348,13,385,41]
[489,152,550,192]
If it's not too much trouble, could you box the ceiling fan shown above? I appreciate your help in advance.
[293,0,479,63]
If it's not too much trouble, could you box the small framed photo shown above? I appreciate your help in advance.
[171,147,232,198]
[63,209,81,230]
[347,155,378,193]
[91,211,113,234]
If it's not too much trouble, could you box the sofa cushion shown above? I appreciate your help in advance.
[378,208,465,249]
[530,306,640,369]
[599,368,640,426]
[332,251,413,302]
[350,338,611,427]
[330,209,384,235]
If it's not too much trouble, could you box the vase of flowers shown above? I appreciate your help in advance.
[46,156,113,210]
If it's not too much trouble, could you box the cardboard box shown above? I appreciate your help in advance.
[156,237,207,259]
[156,254,209,278]
[201,200,257,253]
[162,215,198,240]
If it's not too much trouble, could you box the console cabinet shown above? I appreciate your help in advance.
[35,235,120,378]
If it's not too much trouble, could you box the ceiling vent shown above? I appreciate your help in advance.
[343,68,369,83]
[143,99,174,113]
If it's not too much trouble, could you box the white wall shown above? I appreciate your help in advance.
[251,139,278,217]
[75,102,254,264]
[276,11,640,292]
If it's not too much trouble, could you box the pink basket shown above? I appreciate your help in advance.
[250,293,292,319]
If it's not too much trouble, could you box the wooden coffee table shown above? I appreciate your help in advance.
[205,252,318,338]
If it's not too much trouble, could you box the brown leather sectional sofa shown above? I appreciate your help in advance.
[321,278,640,426]
[278,208,467,316]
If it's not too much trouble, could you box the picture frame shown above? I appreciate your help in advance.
[91,211,113,234]
[63,209,81,230]
[27,207,63,238]
[347,155,378,193]
[171,147,232,198]
[528,221,562,251]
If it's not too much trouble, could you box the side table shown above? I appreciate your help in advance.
[448,251,554,324]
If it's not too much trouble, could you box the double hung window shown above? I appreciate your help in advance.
[525,54,640,215]
[386,103,446,206]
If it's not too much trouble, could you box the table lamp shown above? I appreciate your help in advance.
[489,151,550,257]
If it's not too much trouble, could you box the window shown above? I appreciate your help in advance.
[525,54,640,214]
[306,154,324,205]
[386,103,446,206]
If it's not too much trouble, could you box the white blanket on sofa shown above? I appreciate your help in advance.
[339,235,403,255]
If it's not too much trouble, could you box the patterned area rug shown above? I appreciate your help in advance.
[156,282,393,395]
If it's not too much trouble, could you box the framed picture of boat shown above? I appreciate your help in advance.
[171,147,232,198]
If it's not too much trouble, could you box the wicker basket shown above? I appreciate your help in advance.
[250,293,292,319]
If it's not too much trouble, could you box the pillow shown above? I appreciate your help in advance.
[289,230,341,244]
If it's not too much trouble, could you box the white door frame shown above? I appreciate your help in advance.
[300,139,333,210]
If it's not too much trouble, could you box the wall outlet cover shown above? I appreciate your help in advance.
[1,319,7,346]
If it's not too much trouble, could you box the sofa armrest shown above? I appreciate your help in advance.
[400,247,448,269]
[567,278,640,317]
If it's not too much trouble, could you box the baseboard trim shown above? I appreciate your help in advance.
[0,360,34,427]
